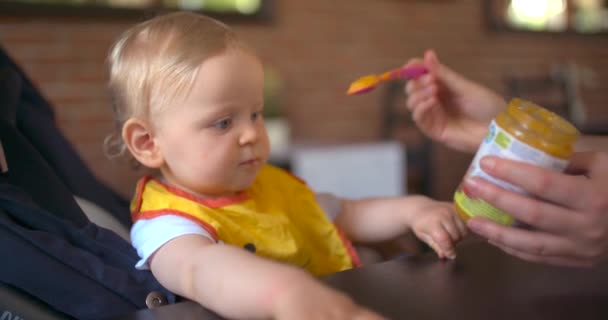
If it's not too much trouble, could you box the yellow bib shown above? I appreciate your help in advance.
[131,165,360,276]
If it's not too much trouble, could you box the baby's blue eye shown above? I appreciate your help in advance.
[214,118,232,129]
[251,111,262,121]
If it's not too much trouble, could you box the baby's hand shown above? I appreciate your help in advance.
[411,199,467,259]
[272,271,386,320]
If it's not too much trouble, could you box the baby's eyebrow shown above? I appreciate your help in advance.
[196,102,234,116]
[195,103,246,122]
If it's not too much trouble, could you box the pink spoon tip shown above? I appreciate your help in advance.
[400,66,428,79]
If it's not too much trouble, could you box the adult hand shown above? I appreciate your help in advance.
[464,152,608,267]
[404,49,506,153]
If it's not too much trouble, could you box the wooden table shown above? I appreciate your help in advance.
[116,240,608,319]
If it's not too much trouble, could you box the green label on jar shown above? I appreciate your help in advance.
[454,190,515,226]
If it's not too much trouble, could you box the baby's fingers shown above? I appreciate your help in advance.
[441,219,462,243]
[419,234,444,259]
[427,229,457,259]
[453,214,468,239]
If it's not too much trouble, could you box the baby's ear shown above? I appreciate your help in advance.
[122,118,163,169]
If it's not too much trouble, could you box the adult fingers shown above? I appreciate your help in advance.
[404,57,423,68]
[566,151,608,177]
[423,49,441,76]
[402,56,426,102]
[424,49,470,95]
[406,86,437,113]
[405,74,436,102]
[478,156,593,211]
[467,217,580,258]
[411,96,438,124]
[464,176,583,235]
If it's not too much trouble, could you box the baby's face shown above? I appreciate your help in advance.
[153,49,269,197]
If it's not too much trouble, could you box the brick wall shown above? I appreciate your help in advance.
[1,0,607,200]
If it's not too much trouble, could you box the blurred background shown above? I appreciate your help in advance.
[1,0,606,201]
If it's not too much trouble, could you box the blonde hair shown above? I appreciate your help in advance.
[105,11,247,158]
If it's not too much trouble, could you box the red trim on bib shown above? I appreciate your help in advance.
[132,176,250,214]
[131,176,151,216]
[152,178,250,208]
[336,227,362,268]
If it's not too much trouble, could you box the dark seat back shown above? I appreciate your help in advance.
[0,282,70,320]
[0,45,176,319]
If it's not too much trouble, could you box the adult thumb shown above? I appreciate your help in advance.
[424,49,469,93]
[424,49,442,75]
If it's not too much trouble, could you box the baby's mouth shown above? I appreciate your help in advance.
[239,158,260,166]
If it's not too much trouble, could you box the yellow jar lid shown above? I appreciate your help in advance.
[501,99,579,158]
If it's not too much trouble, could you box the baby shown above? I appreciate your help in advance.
[107,12,466,319]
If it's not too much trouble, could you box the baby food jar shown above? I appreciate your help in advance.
[454,98,580,225]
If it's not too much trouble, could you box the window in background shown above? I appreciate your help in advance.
[0,0,271,19]
[507,0,568,31]
[487,0,608,34]
[573,0,608,33]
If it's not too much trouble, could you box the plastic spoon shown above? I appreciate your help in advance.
[347,65,428,95]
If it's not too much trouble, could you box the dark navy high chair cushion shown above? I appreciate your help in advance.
[0,45,177,319]
[2,45,132,228]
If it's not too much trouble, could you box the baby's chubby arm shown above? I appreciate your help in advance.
[149,234,385,320]
[335,196,467,259]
